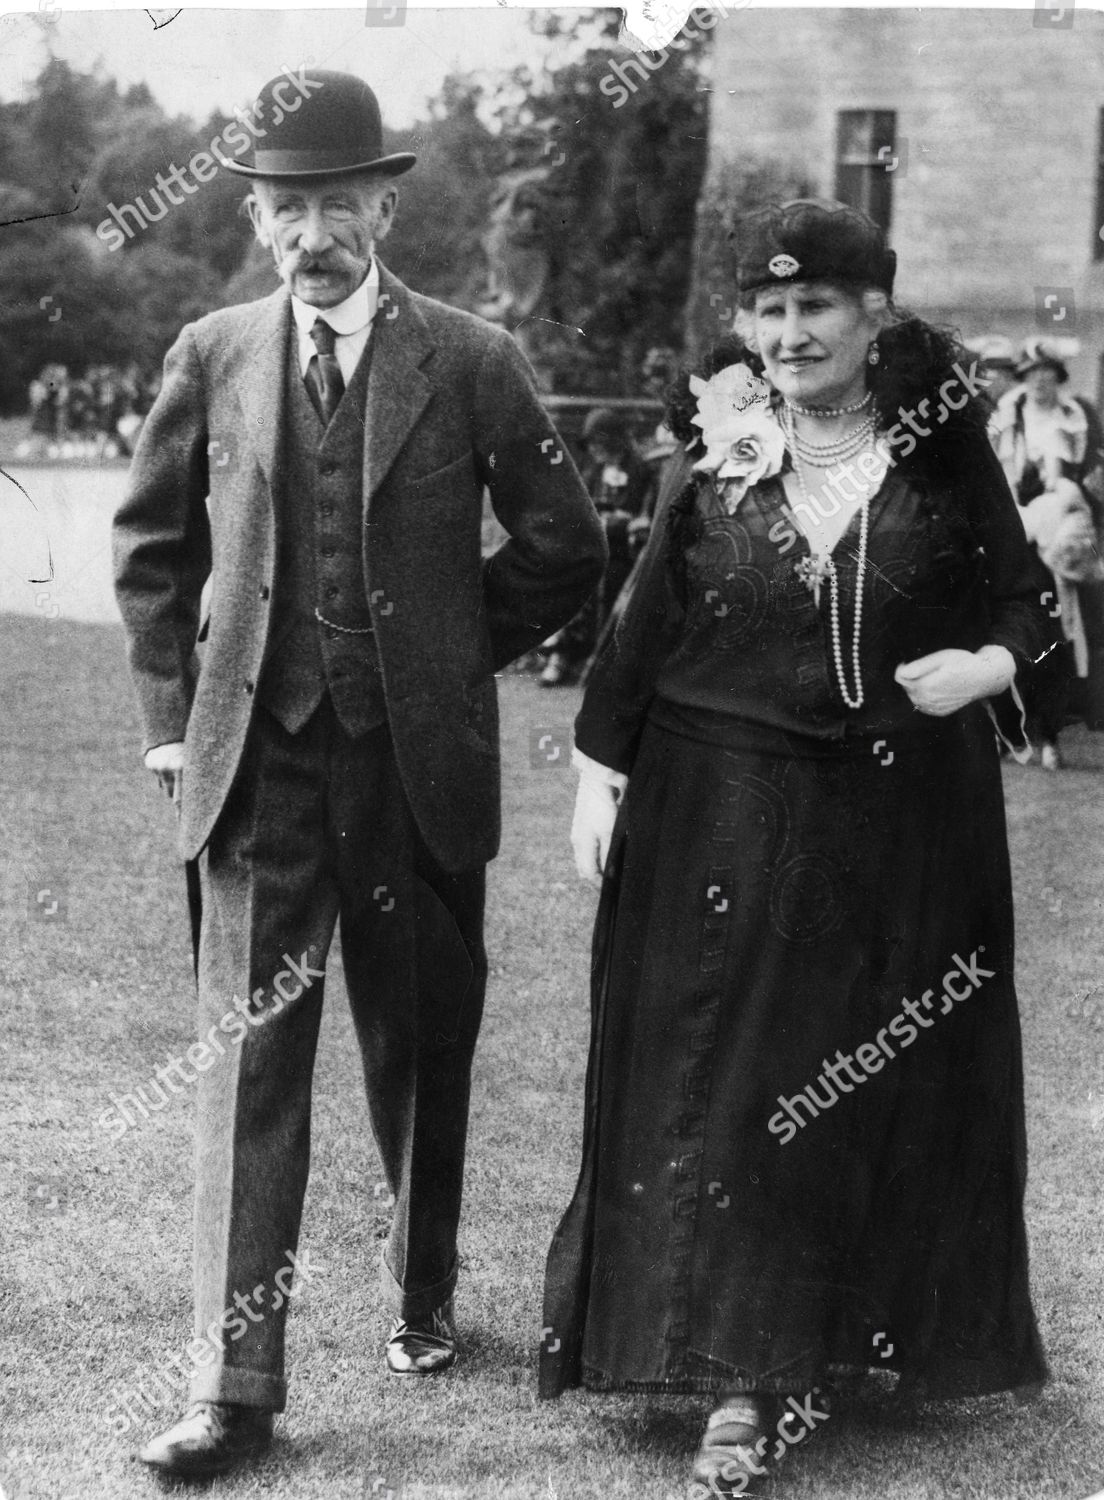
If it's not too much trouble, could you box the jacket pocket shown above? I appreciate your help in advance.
[405,450,475,495]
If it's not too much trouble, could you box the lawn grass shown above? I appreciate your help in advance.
[2,611,1103,1500]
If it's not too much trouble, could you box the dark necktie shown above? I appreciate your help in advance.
[304,317,345,425]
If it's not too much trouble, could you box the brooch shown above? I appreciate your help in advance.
[794,554,834,594]
[768,254,800,278]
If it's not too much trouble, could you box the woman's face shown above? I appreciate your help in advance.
[753,281,881,409]
[1024,366,1061,405]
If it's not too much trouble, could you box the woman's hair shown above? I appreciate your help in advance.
[666,283,990,449]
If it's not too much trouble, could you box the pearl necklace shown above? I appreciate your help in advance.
[783,411,873,710]
[825,504,869,710]
[786,392,872,418]
[788,416,878,465]
[774,402,882,471]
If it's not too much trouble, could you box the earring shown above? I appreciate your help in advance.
[867,342,880,366]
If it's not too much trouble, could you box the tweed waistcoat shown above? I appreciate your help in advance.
[258,329,386,738]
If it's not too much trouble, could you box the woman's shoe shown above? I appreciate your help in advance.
[691,1395,770,1495]
[691,1388,833,1495]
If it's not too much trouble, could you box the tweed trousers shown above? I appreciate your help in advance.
[188,696,487,1411]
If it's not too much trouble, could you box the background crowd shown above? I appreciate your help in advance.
[17,361,161,460]
[5,26,1104,759]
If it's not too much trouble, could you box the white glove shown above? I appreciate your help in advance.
[570,748,628,887]
[144,740,185,815]
[894,645,1016,716]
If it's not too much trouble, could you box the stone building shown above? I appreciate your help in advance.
[694,5,1104,399]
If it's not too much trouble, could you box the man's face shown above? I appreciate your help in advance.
[248,174,398,308]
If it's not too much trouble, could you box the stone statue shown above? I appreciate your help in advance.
[478,159,556,389]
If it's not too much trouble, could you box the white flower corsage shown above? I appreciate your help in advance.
[689,362,786,515]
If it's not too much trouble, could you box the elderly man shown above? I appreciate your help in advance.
[113,69,604,1478]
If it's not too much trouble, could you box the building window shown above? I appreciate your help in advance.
[835,110,897,231]
[1094,108,1104,261]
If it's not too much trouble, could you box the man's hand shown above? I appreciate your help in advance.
[144,741,185,815]
[895,646,1016,717]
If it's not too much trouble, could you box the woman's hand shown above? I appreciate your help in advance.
[894,646,1016,716]
[571,750,628,887]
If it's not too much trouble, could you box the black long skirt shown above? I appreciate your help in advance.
[541,703,1048,1401]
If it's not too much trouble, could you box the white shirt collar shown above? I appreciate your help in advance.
[290,259,379,340]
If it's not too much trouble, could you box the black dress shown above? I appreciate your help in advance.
[540,424,1052,1403]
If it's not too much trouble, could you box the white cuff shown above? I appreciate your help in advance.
[986,678,1033,766]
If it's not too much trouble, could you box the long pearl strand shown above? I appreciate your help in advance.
[782,405,873,710]
[826,502,869,710]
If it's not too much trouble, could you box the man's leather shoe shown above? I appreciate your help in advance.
[385,1297,458,1376]
[137,1401,273,1478]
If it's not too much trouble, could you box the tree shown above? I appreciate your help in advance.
[382,75,508,311]
[0,36,717,411]
[16,57,124,216]
[87,106,253,276]
[472,11,712,394]
[0,221,133,407]
[0,58,252,410]
[683,157,816,359]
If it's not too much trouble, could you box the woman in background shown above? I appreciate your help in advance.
[993,341,1104,765]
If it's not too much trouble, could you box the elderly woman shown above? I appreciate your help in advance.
[540,200,1050,1495]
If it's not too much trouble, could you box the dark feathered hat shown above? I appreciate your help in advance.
[731,198,896,297]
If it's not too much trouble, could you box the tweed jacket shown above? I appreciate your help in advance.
[112,265,606,872]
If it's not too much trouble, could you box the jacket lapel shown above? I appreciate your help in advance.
[364,266,435,504]
[236,289,289,492]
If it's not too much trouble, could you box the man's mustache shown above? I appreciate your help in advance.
[278,251,355,276]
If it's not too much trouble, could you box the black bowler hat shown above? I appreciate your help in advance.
[732,198,896,297]
[224,69,416,180]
